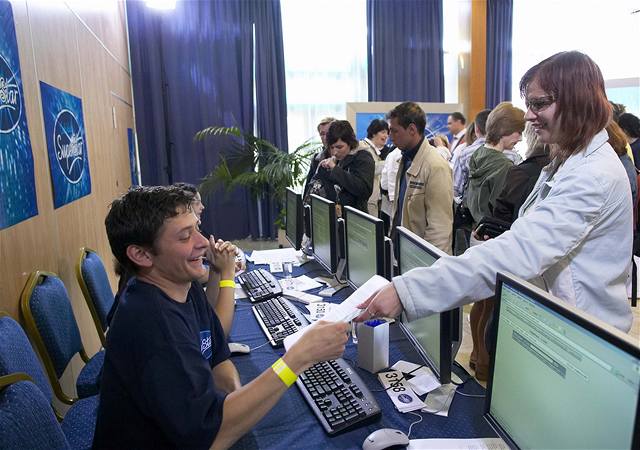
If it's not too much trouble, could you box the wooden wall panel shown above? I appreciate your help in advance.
[1,0,133,392]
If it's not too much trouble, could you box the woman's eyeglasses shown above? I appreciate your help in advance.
[525,95,555,113]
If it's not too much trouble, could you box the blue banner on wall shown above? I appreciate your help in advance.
[40,81,91,208]
[0,1,38,229]
[355,112,452,142]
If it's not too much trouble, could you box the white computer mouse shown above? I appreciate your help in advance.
[362,428,410,450]
[228,342,251,355]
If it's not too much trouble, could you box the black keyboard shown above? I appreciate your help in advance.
[297,359,381,435]
[252,296,309,347]
[237,269,282,302]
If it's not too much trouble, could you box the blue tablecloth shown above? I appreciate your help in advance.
[228,257,496,449]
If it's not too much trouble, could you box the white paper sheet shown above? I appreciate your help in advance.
[408,438,509,450]
[281,275,323,292]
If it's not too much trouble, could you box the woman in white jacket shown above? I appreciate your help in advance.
[356,51,633,333]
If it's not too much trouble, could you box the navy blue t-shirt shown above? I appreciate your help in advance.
[93,279,230,449]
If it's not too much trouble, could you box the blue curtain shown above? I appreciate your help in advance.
[367,0,444,102]
[486,0,513,108]
[126,0,286,240]
[253,0,289,239]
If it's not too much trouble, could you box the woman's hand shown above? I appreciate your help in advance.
[319,156,337,170]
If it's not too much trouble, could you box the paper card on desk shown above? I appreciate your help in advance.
[378,370,425,413]
[391,360,422,375]
[422,383,457,417]
[281,275,322,292]
[283,275,388,350]
[408,438,509,450]
[249,248,299,265]
[407,369,441,396]
[283,290,323,304]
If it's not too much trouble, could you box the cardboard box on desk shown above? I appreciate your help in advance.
[357,320,389,373]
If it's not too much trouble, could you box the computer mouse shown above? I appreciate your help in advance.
[362,428,410,450]
[228,342,251,355]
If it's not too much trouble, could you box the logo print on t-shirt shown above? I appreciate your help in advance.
[199,330,212,360]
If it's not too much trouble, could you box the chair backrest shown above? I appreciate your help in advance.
[0,313,53,405]
[76,247,114,345]
[20,271,87,405]
[0,374,69,450]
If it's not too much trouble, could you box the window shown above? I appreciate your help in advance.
[281,0,368,152]
[512,0,640,117]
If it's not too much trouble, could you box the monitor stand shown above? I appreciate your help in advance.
[316,259,348,297]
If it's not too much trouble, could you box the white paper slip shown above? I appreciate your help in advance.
[283,290,322,305]
[282,275,323,292]
[283,275,388,350]
[391,360,423,375]
[269,261,283,273]
[249,248,299,265]
[322,275,388,323]
[407,438,509,450]
[378,370,425,413]
[422,383,457,417]
[407,369,441,396]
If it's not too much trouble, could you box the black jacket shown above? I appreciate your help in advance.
[492,146,550,223]
[316,149,374,212]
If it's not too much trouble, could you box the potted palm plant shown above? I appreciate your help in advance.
[194,126,319,237]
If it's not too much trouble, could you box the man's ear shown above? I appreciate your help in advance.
[126,245,153,268]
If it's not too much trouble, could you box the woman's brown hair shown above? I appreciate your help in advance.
[519,51,611,160]
[606,121,629,157]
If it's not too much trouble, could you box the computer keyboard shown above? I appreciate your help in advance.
[238,268,282,302]
[297,359,381,435]
[252,296,310,347]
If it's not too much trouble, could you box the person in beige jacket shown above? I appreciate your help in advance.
[388,102,453,254]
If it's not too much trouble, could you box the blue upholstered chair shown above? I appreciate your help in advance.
[0,314,97,449]
[20,271,104,403]
[0,373,70,450]
[76,248,115,346]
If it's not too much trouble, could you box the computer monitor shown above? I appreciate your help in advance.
[285,188,303,250]
[486,273,640,450]
[395,226,461,384]
[310,194,338,274]
[343,206,385,290]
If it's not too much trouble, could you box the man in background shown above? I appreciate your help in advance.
[447,112,466,153]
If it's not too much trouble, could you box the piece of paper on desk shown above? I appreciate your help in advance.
[283,275,389,350]
[248,248,304,265]
[281,275,322,292]
[283,290,322,305]
[407,369,441,396]
[408,438,509,450]
[422,383,457,417]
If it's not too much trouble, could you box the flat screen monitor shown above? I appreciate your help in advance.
[343,206,384,289]
[285,188,303,250]
[310,194,337,274]
[395,226,457,384]
[486,273,640,450]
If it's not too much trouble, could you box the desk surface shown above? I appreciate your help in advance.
[229,258,495,449]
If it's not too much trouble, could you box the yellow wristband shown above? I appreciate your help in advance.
[271,358,297,387]
[219,279,236,289]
